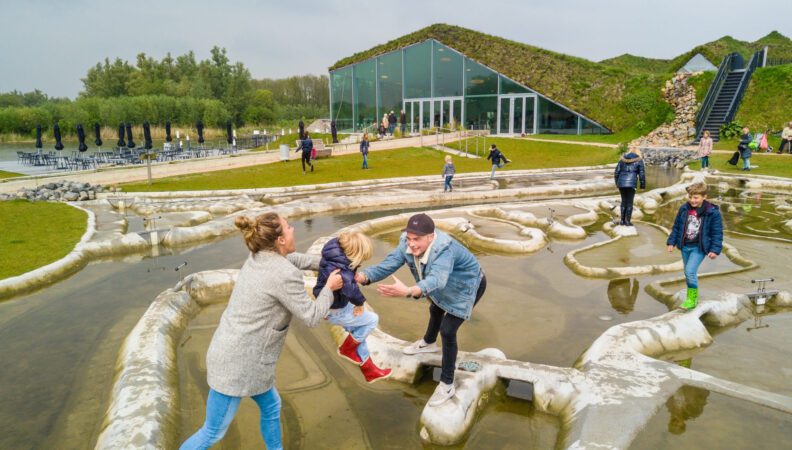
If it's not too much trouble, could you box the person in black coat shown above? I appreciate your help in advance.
[486,144,510,179]
[296,132,314,174]
[613,148,646,226]
[399,110,407,135]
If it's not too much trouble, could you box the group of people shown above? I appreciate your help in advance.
[694,121,792,173]
[378,110,407,138]
[182,212,487,449]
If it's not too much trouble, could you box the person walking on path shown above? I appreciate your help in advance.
[296,132,314,174]
[360,133,370,169]
[180,212,343,450]
[355,213,487,407]
[486,144,510,180]
[738,127,753,171]
[697,130,713,170]
[313,232,392,383]
[388,111,397,136]
[399,110,407,136]
[614,147,646,226]
[666,182,723,311]
[381,114,390,138]
[441,155,455,192]
[779,122,792,154]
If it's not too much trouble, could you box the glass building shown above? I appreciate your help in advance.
[329,39,609,135]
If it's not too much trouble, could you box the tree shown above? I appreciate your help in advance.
[243,89,276,125]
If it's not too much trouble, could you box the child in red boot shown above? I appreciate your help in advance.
[313,231,392,383]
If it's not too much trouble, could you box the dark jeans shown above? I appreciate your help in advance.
[301,151,313,172]
[423,274,487,384]
[618,186,636,225]
[780,139,792,154]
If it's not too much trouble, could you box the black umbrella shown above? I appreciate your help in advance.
[94,123,102,147]
[117,123,126,148]
[77,124,88,152]
[165,121,172,142]
[53,123,64,150]
[196,120,204,144]
[143,121,153,150]
[35,124,43,150]
[298,119,305,140]
[125,123,135,149]
[226,121,233,145]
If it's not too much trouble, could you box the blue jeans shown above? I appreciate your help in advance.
[181,387,282,450]
[700,156,709,168]
[681,244,706,289]
[490,164,498,179]
[362,153,368,169]
[326,302,378,361]
[444,175,453,192]
[743,156,751,170]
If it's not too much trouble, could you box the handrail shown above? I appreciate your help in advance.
[695,53,734,138]
[723,49,764,126]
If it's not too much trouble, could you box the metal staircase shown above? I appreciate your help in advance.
[694,49,765,143]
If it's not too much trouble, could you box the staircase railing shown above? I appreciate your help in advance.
[694,53,735,139]
[723,48,765,126]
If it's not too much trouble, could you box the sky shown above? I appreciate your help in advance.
[0,0,790,98]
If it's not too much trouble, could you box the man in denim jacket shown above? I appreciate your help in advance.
[356,213,486,406]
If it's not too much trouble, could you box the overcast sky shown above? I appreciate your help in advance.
[1,0,789,98]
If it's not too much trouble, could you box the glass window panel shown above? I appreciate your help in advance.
[465,58,498,96]
[537,97,578,134]
[500,75,531,94]
[404,41,431,99]
[513,97,523,134]
[377,51,403,125]
[433,100,441,127]
[581,117,608,134]
[433,42,463,97]
[442,100,450,128]
[465,96,497,133]
[422,101,431,129]
[330,67,353,132]
[525,96,535,134]
[353,60,376,131]
[499,97,510,134]
[452,99,462,129]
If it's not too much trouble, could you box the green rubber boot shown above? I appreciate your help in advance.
[680,288,698,310]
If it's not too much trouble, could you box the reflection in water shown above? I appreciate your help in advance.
[666,385,710,435]
[607,278,639,314]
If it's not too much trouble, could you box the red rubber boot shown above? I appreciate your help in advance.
[337,334,362,364]
[359,357,392,383]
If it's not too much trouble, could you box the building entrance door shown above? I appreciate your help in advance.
[498,95,536,135]
[405,97,463,134]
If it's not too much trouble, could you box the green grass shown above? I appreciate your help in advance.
[528,128,644,145]
[0,170,23,179]
[0,200,87,280]
[249,132,350,151]
[735,65,792,131]
[690,152,792,178]
[121,140,619,192]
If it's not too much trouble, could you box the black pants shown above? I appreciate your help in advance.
[618,187,636,224]
[780,139,792,154]
[423,274,487,384]
[301,151,313,172]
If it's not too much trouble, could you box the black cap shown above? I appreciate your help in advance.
[404,213,435,236]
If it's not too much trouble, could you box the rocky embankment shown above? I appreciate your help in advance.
[0,181,115,202]
[631,73,699,148]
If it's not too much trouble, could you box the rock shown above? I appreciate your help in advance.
[88,190,96,200]
[63,192,79,201]
[79,191,89,201]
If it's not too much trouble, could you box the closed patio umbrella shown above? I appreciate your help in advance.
[165,121,172,142]
[298,119,305,140]
[117,123,126,148]
[125,123,135,148]
[53,122,64,150]
[143,121,153,149]
[226,121,233,145]
[196,120,204,144]
[77,124,88,152]
[35,124,43,152]
[94,123,103,147]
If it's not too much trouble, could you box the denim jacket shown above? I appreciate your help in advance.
[361,231,482,320]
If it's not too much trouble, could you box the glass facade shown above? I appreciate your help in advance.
[329,39,608,135]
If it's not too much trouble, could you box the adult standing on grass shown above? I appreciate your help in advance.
[296,132,314,174]
[738,127,753,171]
[778,122,792,154]
[360,133,370,169]
[180,212,343,450]
[614,147,646,226]
[697,130,713,170]
[486,144,510,180]
[355,213,487,407]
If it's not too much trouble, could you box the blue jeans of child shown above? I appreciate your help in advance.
[444,175,453,192]
[743,156,751,170]
[700,156,709,168]
[490,164,498,179]
[180,387,282,450]
[326,302,379,361]
[362,154,368,169]
[681,244,706,289]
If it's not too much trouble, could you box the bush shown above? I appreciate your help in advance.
[720,121,744,139]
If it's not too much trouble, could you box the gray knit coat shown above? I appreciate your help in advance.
[206,251,333,397]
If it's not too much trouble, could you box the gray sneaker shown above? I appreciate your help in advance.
[428,381,456,406]
[403,338,440,355]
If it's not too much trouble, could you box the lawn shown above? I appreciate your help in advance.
[121,140,619,192]
[527,128,643,145]
[0,170,23,180]
[690,152,792,178]
[0,200,87,280]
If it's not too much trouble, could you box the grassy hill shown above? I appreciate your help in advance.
[735,64,792,131]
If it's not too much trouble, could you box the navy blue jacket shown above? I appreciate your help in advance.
[487,148,506,165]
[614,152,646,189]
[360,139,369,155]
[738,133,753,158]
[666,200,724,255]
[313,238,366,309]
[298,137,313,154]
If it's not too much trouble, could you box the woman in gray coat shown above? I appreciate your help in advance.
[181,212,343,450]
